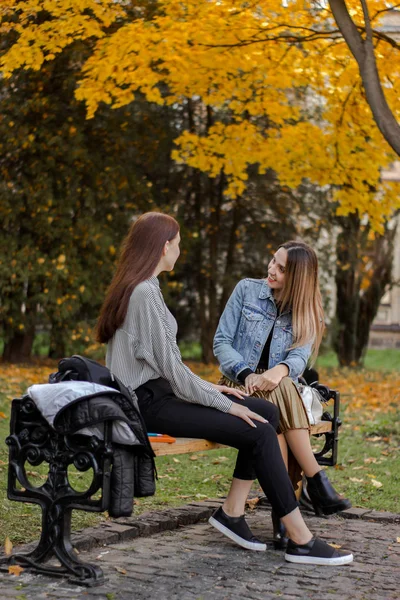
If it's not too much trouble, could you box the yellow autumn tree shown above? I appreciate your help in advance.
[1,0,399,232]
[2,0,400,366]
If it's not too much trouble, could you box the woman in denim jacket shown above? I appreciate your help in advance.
[213,241,351,549]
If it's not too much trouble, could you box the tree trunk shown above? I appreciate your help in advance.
[219,200,241,313]
[2,327,36,362]
[329,0,400,156]
[334,214,397,366]
[334,214,362,365]
[354,222,398,362]
[48,326,67,359]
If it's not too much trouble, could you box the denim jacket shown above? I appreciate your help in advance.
[213,278,312,383]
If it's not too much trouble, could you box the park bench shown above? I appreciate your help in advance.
[150,382,340,468]
[0,381,340,587]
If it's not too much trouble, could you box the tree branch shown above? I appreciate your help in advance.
[329,0,400,156]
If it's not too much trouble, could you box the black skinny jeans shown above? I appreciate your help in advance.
[135,378,298,519]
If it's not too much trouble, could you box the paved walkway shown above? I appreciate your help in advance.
[0,502,399,600]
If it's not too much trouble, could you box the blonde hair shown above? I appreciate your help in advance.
[277,241,324,362]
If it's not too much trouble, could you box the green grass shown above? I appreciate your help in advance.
[181,343,400,372]
[179,340,203,361]
[316,348,400,371]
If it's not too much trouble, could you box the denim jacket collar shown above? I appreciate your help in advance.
[260,280,291,314]
[259,280,273,300]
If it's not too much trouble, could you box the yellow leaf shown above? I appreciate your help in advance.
[115,566,127,574]
[329,543,342,549]
[246,497,259,510]
[8,565,24,576]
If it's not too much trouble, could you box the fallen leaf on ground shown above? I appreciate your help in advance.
[246,498,260,510]
[172,458,180,463]
[329,543,342,549]
[212,456,229,464]
[8,565,24,576]
[4,537,12,556]
[115,566,127,574]
[189,455,198,461]
[349,477,364,483]
[371,479,383,488]
[0,412,7,419]
[396,537,400,544]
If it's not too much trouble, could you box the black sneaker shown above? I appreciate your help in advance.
[208,507,266,551]
[285,537,353,566]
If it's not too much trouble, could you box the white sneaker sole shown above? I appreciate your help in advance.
[208,516,267,552]
[285,552,354,566]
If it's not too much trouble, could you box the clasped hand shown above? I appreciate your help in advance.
[244,365,288,395]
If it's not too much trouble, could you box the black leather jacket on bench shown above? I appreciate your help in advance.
[38,386,156,518]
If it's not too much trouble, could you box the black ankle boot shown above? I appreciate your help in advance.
[271,510,289,550]
[306,470,351,516]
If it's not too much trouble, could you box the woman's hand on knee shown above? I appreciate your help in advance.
[212,384,247,400]
[228,403,268,428]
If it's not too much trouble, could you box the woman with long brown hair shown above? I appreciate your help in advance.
[213,241,351,549]
[97,212,353,566]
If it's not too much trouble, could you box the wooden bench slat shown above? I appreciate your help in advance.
[150,422,333,457]
[310,421,333,434]
[150,438,226,456]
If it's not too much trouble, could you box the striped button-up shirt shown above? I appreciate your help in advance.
[106,276,233,413]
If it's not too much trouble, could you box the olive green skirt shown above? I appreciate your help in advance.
[218,372,310,494]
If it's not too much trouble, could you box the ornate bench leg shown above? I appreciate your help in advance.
[1,397,112,586]
[314,390,341,467]
[2,506,106,586]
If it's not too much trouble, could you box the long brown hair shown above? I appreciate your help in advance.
[277,241,324,361]
[97,212,180,343]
